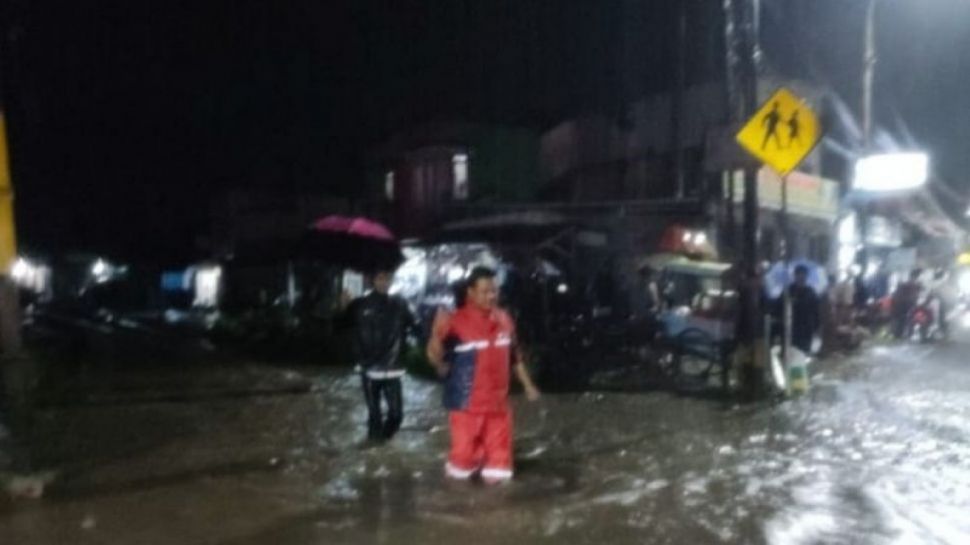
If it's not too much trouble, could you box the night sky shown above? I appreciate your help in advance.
[3,0,969,263]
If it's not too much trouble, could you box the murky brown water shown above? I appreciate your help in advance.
[3,331,970,544]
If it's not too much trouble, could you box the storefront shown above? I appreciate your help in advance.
[730,168,840,266]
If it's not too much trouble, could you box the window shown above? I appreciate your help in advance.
[384,170,395,201]
[452,153,469,200]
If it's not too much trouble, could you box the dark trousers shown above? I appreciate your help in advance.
[361,375,403,441]
[792,332,813,355]
[892,303,914,339]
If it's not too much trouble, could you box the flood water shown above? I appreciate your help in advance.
[2,332,969,544]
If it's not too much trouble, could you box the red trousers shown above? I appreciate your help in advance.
[445,410,513,481]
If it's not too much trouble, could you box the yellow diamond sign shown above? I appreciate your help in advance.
[735,87,821,175]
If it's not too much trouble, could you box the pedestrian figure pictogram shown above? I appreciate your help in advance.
[761,102,784,150]
[787,109,802,149]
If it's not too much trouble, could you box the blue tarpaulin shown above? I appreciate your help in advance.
[161,270,191,292]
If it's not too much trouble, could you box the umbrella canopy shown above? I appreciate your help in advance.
[638,253,691,272]
[435,211,574,245]
[638,253,732,277]
[311,216,396,242]
[763,259,829,299]
[302,215,403,272]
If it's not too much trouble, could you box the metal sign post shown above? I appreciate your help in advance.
[780,173,792,379]
[735,87,821,395]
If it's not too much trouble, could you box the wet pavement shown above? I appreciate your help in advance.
[2,330,970,544]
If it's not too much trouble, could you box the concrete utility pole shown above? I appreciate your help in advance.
[862,0,877,151]
[0,16,31,475]
[671,0,687,199]
[858,0,878,268]
[0,5,21,358]
[724,0,765,398]
[0,113,20,358]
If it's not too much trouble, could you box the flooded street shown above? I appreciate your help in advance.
[3,333,970,545]
[5,0,970,543]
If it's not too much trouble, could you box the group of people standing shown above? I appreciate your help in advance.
[827,266,957,347]
[781,265,957,355]
[344,261,956,486]
[344,266,539,485]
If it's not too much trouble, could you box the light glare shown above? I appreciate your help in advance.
[853,153,928,192]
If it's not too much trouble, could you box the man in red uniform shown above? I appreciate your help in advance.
[427,266,541,484]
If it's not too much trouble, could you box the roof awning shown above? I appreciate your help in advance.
[434,211,606,247]
[897,188,965,239]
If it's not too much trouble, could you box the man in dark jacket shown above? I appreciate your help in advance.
[773,265,821,354]
[347,270,416,442]
[789,265,820,354]
[891,270,923,339]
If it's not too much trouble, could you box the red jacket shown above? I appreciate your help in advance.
[433,306,516,413]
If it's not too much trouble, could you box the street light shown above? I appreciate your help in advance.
[862,0,878,149]
[853,153,929,192]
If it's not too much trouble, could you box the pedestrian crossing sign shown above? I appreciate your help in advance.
[735,87,821,175]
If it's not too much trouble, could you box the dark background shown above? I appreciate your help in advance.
[3,0,968,262]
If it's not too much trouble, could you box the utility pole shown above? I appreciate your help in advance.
[0,0,20,357]
[671,0,687,199]
[725,0,765,398]
[0,10,31,474]
[858,0,878,269]
[0,115,19,359]
[862,0,877,151]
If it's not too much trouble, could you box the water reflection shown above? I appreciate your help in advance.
[7,339,970,544]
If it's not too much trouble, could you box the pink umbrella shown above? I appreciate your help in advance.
[311,215,396,242]
[304,215,402,271]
